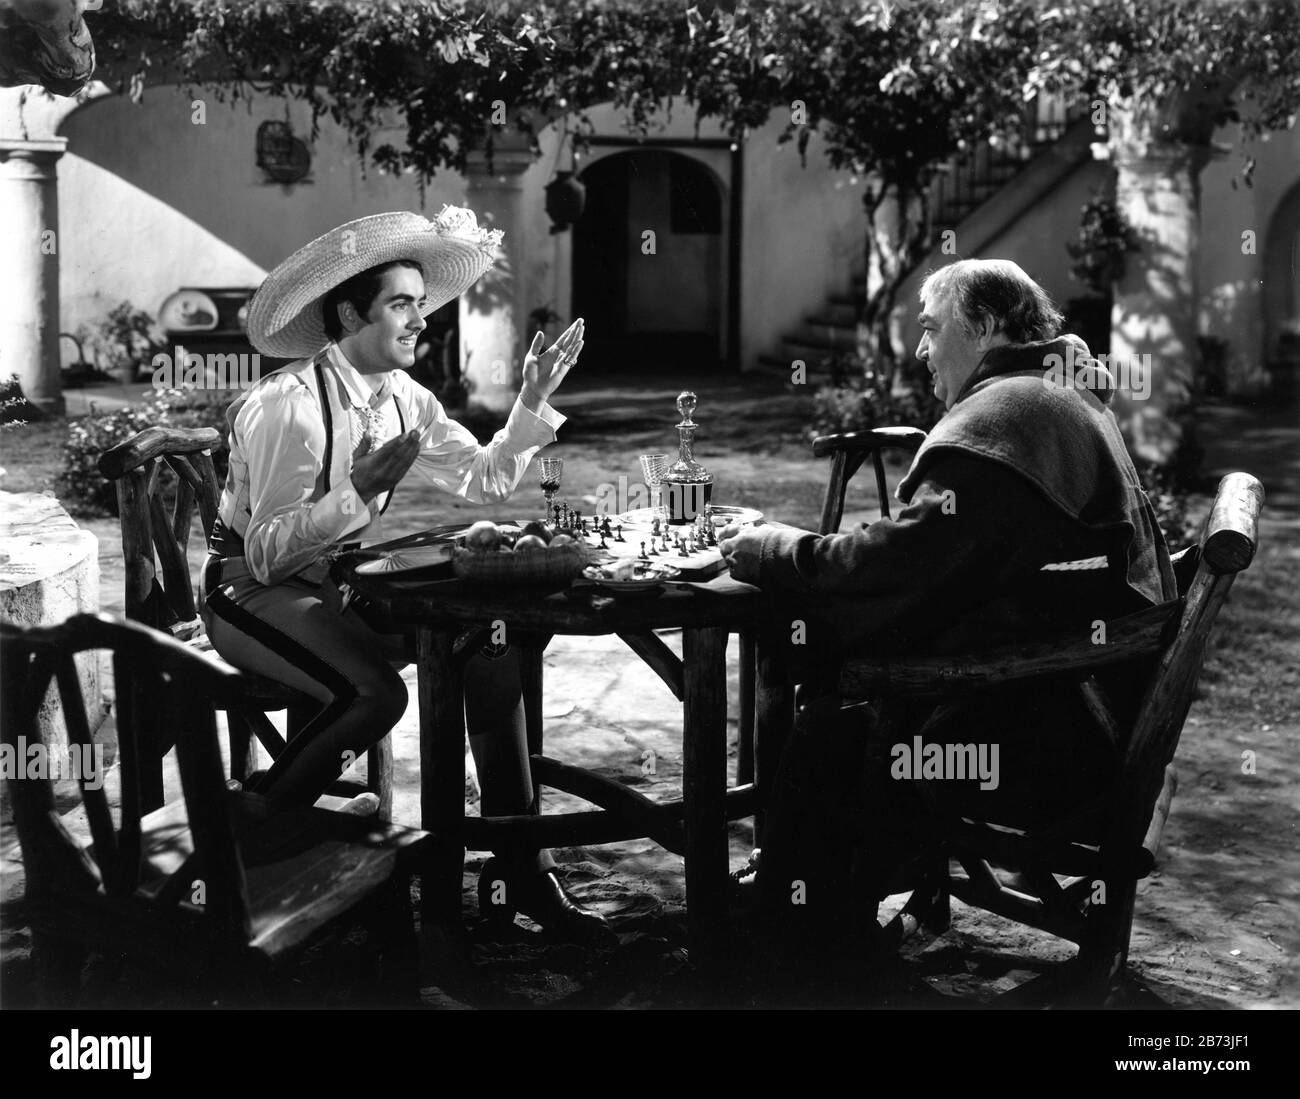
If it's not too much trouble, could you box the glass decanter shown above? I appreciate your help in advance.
[660,391,714,525]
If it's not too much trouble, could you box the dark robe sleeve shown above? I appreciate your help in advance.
[753,453,1130,651]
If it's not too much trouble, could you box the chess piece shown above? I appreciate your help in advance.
[615,523,625,542]
[639,541,650,561]
[652,516,661,538]
[599,529,609,549]
[648,538,659,556]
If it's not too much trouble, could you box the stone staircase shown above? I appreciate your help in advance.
[754,92,1089,384]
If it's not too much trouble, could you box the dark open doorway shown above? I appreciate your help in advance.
[573,149,726,374]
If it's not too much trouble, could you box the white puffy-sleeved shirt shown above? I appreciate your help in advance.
[217,343,564,586]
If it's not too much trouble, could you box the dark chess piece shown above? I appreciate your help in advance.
[639,541,650,561]
[599,530,609,549]
[615,524,625,542]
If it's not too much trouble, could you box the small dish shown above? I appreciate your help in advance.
[581,561,681,594]
[706,505,763,527]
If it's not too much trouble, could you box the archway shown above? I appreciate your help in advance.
[572,148,725,373]
[1264,179,1300,363]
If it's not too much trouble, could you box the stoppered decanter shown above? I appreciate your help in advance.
[660,391,714,525]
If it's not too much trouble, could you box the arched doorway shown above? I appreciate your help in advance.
[573,149,725,373]
[1264,179,1300,364]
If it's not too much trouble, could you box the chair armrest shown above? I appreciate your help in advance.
[839,600,1181,697]
[812,426,927,459]
[99,426,224,479]
[1202,472,1263,573]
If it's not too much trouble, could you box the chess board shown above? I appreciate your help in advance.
[578,522,727,581]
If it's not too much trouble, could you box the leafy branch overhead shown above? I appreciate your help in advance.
[90,1,1300,186]
[87,0,1300,394]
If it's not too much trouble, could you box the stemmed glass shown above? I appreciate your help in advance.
[538,456,564,523]
[638,453,669,524]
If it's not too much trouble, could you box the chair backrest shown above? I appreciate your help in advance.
[1107,472,1264,848]
[97,427,223,638]
[812,426,928,533]
[0,613,253,944]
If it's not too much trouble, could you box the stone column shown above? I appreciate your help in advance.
[460,145,535,415]
[0,136,67,414]
[1110,139,1210,466]
[1,82,108,415]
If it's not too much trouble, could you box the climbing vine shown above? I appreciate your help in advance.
[88,0,1300,390]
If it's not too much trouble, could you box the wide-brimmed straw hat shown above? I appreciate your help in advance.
[245,206,503,359]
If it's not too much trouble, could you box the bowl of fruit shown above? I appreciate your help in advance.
[451,520,593,584]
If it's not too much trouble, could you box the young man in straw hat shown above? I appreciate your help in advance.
[201,206,608,941]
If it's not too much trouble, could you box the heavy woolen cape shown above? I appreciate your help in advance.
[897,335,1175,607]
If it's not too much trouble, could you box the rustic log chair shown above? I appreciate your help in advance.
[0,613,433,1007]
[97,426,392,817]
[808,427,1263,1002]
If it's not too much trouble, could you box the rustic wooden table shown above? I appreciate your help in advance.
[335,559,795,966]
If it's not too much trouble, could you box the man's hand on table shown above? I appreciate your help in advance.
[718,520,767,583]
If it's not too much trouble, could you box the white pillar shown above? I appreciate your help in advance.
[460,146,534,415]
[0,136,66,414]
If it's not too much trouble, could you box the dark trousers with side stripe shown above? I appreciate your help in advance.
[201,555,549,873]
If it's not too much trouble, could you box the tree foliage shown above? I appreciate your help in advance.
[89,0,1300,382]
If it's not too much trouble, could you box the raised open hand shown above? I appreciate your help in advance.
[522,317,584,404]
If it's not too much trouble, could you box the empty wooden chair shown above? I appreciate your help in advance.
[97,425,391,816]
[0,613,432,1006]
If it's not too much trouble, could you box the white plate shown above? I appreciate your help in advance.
[707,505,764,527]
[581,562,681,592]
[354,544,455,575]
[612,505,763,529]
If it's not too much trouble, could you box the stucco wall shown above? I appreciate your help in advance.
[57,85,469,346]
[541,101,864,370]
[1198,117,1300,385]
[56,88,864,376]
[738,117,865,369]
[894,158,1113,361]
[55,83,1293,383]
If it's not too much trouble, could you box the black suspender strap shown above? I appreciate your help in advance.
[314,359,334,492]
[377,397,406,518]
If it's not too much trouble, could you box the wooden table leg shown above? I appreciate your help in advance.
[417,626,465,924]
[737,629,756,785]
[517,634,548,815]
[682,625,729,970]
[754,629,795,847]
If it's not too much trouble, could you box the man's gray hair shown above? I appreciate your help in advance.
[920,259,1064,343]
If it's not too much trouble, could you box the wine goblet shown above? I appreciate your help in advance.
[538,456,564,522]
[638,453,669,525]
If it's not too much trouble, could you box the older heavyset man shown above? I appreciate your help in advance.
[721,259,1176,964]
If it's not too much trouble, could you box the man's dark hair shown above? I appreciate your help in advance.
[322,259,425,341]
[920,259,1064,343]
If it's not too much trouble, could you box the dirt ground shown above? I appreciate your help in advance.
[1,374,1296,1009]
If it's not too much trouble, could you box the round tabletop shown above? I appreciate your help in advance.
[334,558,780,635]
